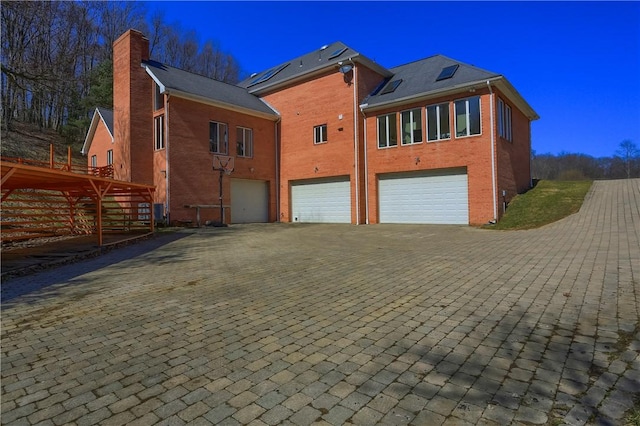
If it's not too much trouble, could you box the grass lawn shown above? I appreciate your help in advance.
[488,180,593,230]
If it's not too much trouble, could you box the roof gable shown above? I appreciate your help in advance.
[144,60,279,119]
[82,107,114,155]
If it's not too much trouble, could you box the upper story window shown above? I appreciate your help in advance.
[498,98,512,142]
[314,124,327,144]
[455,96,481,137]
[237,127,253,158]
[209,121,228,154]
[106,149,113,165]
[154,115,165,150]
[401,108,423,145]
[154,83,163,111]
[426,103,451,141]
[91,155,97,168]
[377,113,397,148]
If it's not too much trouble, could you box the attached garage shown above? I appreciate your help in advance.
[291,177,351,223]
[378,169,469,224]
[231,179,269,223]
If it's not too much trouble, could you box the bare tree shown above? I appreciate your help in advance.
[615,139,639,179]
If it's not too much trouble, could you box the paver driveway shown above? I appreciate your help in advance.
[2,179,639,426]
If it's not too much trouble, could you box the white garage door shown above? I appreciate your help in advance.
[291,177,351,223]
[379,169,469,224]
[231,179,269,223]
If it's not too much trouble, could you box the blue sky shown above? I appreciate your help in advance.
[148,1,640,158]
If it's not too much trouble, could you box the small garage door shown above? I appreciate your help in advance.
[231,179,269,223]
[379,169,469,224]
[291,177,351,223]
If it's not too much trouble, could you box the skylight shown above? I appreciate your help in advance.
[328,47,348,60]
[436,64,459,81]
[380,79,403,95]
[249,63,290,86]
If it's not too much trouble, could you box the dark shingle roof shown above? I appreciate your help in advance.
[237,41,389,94]
[96,107,114,135]
[144,60,278,117]
[364,55,500,108]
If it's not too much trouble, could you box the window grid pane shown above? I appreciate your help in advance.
[314,124,327,144]
[210,122,228,154]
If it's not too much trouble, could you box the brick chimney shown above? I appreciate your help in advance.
[112,29,153,184]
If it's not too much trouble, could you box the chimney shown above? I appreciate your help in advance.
[112,29,153,184]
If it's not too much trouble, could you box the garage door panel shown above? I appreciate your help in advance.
[379,171,468,224]
[291,178,350,223]
[231,179,268,223]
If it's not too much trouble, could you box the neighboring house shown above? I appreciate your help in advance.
[83,107,114,173]
[84,29,538,226]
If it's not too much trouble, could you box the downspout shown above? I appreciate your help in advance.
[352,61,360,225]
[275,116,281,222]
[165,93,170,224]
[486,81,498,222]
[360,105,369,224]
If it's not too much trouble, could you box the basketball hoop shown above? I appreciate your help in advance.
[212,155,234,174]
[212,155,234,226]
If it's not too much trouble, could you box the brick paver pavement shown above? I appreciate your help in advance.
[2,178,639,425]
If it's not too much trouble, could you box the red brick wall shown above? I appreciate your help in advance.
[494,90,532,216]
[165,97,277,224]
[86,120,113,168]
[264,66,386,224]
[112,29,153,185]
[364,89,497,225]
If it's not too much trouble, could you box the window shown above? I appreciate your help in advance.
[154,83,163,110]
[505,105,512,141]
[237,127,253,157]
[455,96,481,137]
[380,79,402,95]
[154,115,165,150]
[209,121,228,154]
[91,155,97,168]
[377,113,398,148]
[427,103,451,141]
[314,124,327,144]
[436,64,459,81]
[106,149,113,165]
[498,98,512,142]
[401,108,422,145]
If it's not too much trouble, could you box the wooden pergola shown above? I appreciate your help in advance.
[1,147,155,247]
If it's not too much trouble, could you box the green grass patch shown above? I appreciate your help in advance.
[487,180,593,230]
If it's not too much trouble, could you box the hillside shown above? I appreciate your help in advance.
[1,121,86,167]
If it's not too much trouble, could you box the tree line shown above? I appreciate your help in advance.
[532,140,640,180]
[1,1,242,145]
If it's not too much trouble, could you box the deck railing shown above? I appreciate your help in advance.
[0,144,114,179]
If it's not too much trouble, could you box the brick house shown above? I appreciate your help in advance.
[83,29,538,226]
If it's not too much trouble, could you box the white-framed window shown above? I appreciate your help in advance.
[106,149,113,165]
[91,155,97,168]
[401,108,423,145]
[209,121,228,154]
[314,124,327,144]
[454,96,481,137]
[498,98,512,142]
[236,127,253,158]
[377,113,398,148]
[426,103,451,141]
[154,115,165,150]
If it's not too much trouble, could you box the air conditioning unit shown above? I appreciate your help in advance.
[153,203,165,226]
